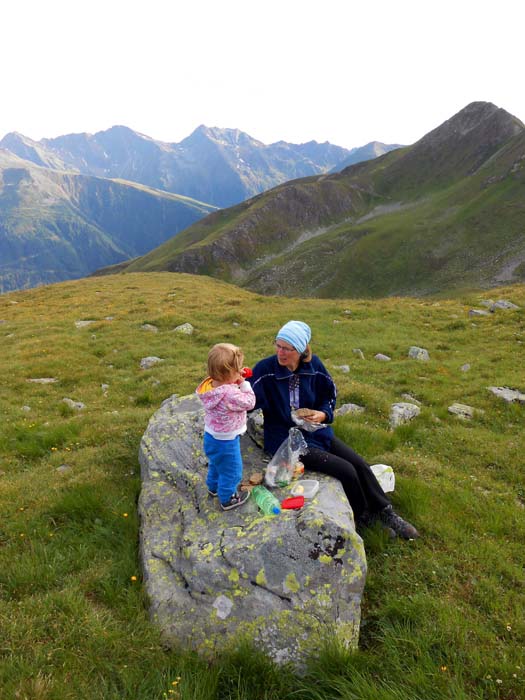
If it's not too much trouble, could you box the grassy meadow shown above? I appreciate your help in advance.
[0,272,524,700]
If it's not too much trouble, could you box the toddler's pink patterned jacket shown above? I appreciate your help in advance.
[196,378,256,440]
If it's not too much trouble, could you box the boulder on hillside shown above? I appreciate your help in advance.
[448,402,477,419]
[389,402,421,429]
[488,386,525,404]
[138,395,367,666]
[408,346,430,361]
[140,356,164,369]
[335,403,366,417]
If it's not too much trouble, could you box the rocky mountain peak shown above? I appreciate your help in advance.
[417,101,524,149]
[184,125,263,149]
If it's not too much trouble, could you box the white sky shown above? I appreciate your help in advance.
[2,0,524,150]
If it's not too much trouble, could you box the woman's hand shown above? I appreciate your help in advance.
[303,410,326,424]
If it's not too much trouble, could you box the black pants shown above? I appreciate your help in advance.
[301,436,390,521]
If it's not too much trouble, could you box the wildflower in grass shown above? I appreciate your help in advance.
[123,513,128,518]
[506,624,512,631]
[440,665,447,672]
[130,575,137,582]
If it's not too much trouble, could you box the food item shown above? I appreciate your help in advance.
[290,480,319,499]
[295,408,316,418]
[293,461,304,478]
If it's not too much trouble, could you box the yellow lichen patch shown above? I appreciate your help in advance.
[228,568,240,583]
[255,569,267,586]
[316,592,332,606]
[319,554,333,564]
[201,543,213,557]
[284,572,300,593]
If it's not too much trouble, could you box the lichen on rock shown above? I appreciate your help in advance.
[138,394,367,665]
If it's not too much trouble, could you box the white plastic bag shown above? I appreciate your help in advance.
[291,409,328,432]
[265,428,308,487]
[370,463,395,493]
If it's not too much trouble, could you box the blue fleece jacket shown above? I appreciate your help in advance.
[248,354,337,455]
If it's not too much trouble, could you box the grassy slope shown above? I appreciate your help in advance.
[0,272,524,699]
[112,120,525,300]
[243,147,525,298]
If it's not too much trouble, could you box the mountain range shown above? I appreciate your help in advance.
[104,102,525,298]
[0,126,400,209]
[0,126,401,292]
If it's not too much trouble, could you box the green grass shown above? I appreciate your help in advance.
[0,272,524,699]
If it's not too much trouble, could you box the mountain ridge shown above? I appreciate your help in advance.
[0,125,401,209]
[104,102,525,298]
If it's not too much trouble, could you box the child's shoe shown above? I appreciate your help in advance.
[220,490,250,511]
[207,489,218,497]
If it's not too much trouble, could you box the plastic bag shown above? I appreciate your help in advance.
[291,408,328,432]
[265,428,308,487]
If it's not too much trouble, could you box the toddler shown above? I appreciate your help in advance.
[196,343,255,510]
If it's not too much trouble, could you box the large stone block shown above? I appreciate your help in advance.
[138,394,367,665]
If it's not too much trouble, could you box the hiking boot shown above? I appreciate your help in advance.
[379,505,419,540]
[357,509,396,539]
[220,490,250,511]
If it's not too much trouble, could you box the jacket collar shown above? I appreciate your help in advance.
[273,356,315,379]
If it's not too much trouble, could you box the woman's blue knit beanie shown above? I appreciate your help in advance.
[276,320,311,353]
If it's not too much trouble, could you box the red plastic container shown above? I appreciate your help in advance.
[280,496,305,510]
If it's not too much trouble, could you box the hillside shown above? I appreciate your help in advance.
[0,151,216,292]
[0,271,523,698]
[109,102,525,298]
[0,125,356,209]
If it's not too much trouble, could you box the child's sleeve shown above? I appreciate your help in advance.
[224,383,256,412]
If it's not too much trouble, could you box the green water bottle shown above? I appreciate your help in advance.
[251,485,281,515]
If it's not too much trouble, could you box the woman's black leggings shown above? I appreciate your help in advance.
[301,436,390,521]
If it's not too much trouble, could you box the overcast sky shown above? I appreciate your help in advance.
[2,0,524,150]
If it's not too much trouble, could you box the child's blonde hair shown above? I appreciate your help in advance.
[207,343,244,381]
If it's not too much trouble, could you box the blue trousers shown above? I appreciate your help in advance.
[203,432,243,505]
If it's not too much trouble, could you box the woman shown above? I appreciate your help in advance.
[249,320,419,540]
